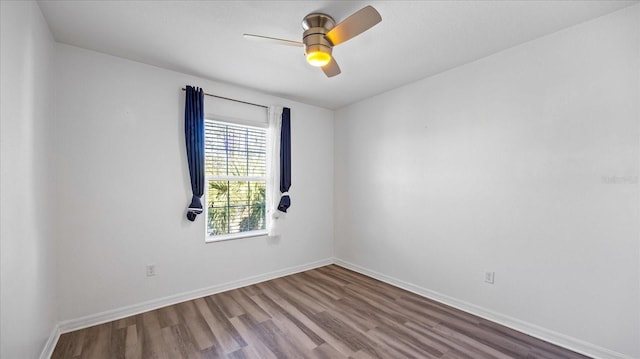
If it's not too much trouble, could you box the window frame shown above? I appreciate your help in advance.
[204,118,269,243]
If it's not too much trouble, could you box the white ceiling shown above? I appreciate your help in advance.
[38,0,636,110]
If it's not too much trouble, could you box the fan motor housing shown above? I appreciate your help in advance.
[302,13,335,31]
[302,13,335,55]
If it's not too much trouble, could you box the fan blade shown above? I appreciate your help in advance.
[243,34,303,47]
[325,5,381,46]
[322,57,341,77]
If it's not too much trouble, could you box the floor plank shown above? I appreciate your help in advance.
[51,265,590,359]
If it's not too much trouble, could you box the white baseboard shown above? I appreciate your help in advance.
[41,256,632,359]
[332,258,632,359]
[39,324,60,359]
[56,257,333,336]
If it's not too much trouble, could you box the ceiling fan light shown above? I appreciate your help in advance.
[306,51,331,67]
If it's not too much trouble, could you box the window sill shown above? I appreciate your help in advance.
[205,230,268,243]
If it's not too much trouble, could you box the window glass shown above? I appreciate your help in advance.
[205,120,267,239]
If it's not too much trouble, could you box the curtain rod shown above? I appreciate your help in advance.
[181,88,268,109]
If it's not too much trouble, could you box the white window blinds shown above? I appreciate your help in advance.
[205,120,267,238]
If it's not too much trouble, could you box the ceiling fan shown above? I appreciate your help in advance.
[243,5,382,78]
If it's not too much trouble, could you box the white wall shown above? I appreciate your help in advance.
[335,5,639,358]
[53,44,334,323]
[0,1,57,358]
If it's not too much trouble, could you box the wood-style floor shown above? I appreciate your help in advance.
[52,265,588,359]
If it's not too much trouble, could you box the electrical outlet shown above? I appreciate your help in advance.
[146,264,156,277]
[485,271,495,284]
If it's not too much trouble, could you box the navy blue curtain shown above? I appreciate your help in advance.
[278,108,291,212]
[185,86,205,221]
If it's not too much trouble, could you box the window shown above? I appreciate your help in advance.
[205,120,267,241]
